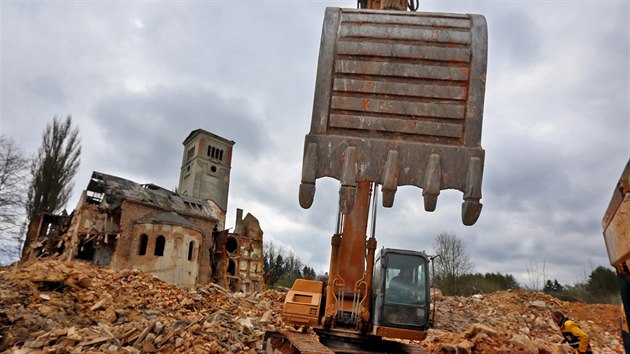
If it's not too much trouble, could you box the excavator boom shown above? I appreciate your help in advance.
[269,3,489,353]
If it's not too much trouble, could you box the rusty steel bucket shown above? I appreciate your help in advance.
[299,7,488,225]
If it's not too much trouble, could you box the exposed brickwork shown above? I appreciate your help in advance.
[23,172,264,291]
[22,129,264,292]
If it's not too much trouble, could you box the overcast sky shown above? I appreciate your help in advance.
[1,0,628,286]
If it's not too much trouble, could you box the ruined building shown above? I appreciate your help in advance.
[23,129,264,291]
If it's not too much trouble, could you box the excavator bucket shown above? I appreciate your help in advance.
[299,7,488,225]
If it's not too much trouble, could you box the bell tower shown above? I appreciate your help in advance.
[178,129,235,211]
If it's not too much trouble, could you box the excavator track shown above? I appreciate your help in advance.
[265,331,334,354]
[263,330,429,354]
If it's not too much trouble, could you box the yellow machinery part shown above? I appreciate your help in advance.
[283,279,324,326]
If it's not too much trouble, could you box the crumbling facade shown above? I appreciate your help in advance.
[25,171,222,287]
[23,129,264,292]
[212,209,264,293]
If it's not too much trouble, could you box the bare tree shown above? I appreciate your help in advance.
[433,232,474,294]
[23,115,80,257]
[263,241,284,286]
[525,259,547,292]
[0,136,29,263]
[263,241,311,288]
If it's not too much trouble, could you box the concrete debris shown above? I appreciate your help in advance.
[1,259,624,353]
[428,289,623,353]
[1,259,286,353]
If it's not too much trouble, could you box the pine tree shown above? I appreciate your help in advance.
[22,115,80,257]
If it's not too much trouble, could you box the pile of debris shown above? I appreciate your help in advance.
[425,289,623,353]
[0,260,624,353]
[0,259,286,353]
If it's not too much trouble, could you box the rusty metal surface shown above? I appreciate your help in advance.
[300,8,488,225]
[602,159,630,269]
[337,181,371,292]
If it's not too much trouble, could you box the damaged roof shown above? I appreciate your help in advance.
[87,171,218,221]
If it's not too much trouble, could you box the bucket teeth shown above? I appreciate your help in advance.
[299,183,316,209]
[462,157,483,225]
[381,150,398,208]
[299,143,318,209]
[422,154,441,212]
[339,146,358,213]
[462,200,482,226]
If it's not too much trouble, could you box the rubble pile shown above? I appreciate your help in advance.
[421,289,623,353]
[0,260,624,353]
[0,260,286,353]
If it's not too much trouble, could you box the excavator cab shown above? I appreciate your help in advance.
[372,249,431,338]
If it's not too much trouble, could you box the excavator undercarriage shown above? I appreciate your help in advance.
[264,329,430,354]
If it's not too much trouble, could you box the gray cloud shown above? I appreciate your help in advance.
[491,9,541,66]
[87,85,269,189]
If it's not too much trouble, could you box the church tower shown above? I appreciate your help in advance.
[178,129,235,211]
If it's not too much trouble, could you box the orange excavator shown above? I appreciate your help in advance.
[265,0,488,352]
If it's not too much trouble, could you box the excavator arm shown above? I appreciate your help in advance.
[270,2,489,352]
[296,3,487,331]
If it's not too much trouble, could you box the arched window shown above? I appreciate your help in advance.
[226,236,238,254]
[188,241,195,261]
[138,234,148,256]
[227,259,236,276]
[219,150,223,161]
[155,235,165,256]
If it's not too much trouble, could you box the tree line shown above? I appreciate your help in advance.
[542,265,618,304]
[432,232,619,305]
[0,115,80,264]
[263,242,318,289]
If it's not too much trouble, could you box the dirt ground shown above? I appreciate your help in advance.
[0,259,624,353]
